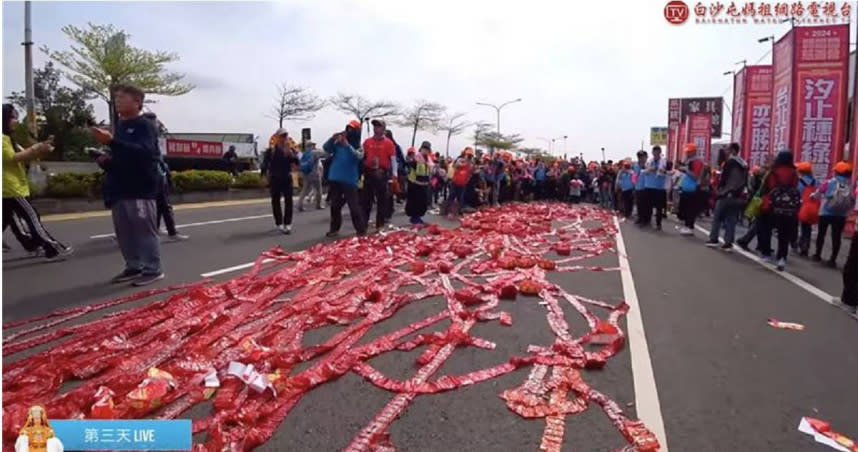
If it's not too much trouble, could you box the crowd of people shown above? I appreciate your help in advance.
[2,84,856,312]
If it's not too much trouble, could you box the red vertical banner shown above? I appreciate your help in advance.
[744,65,773,168]
[732,67,746,154]
[771,30,795,157]
[677,121,687,159]
[667,98,681,160]
[687,113,712,164]
[667,124,678,162]
[792,24,850,180]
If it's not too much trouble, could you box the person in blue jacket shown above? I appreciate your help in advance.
[812,161,855,267]
[323,124,367,237]
[633,150,648,225]
[615,160,636,218]
[642,146,668,229]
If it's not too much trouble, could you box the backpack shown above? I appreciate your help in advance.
[798,181,820,224]
[300,151,316,174]
[825,180,854,214]
[769,184,801,216]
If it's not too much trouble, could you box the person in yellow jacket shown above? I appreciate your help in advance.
[405,141,433,225]
[2,104,71,261]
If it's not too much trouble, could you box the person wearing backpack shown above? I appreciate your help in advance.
[811,161,854,268]
[297,142,325,212]
[706,142,747,251]
[323,124,366,237]
[756,150,800,271]
[795,162,819,257]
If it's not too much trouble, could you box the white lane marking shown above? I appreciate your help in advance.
[90,214,271,239]
[200,258,275,278]
[692,225,837,303]
[614,217,669,451]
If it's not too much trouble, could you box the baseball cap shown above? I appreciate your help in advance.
[347,119,361,129]
[274,127,288,136]
[371,119,386,127]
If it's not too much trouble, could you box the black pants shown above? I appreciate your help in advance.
[362,170,390,228]
[634,190,648,224]
[2,197,64,257]
[329,181,365,234]
[678,192,702,228]
[842,230,858,306]
[644,188,666,226]
[758,213,797,260]
[156,184,177,236]
[815,215,846,261]
[621,190,634,218]
[270,179,293,226]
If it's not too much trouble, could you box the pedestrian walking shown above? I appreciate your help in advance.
[405,141,433,225]
[155,157,189,241]
[737,165,767,251]
[323,125,366,237]
[677,144,704,236]
[795,162,819,256]
[705,142,747,251]
[223,145,238,176]
[756,150,800,271]
[812,161,854,268]
[298,141,325,212]
[633,150,648,225]
[2,104,72,262]
[839,179,858,313]
[642,146,667,229]
[91,85,164,285]
[361,119,397,231]
[261,128,300,234]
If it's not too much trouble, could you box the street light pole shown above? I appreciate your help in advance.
[23,1,36,137]
[563,135,568,155]
[476,98,522,137]
[601,147,606,162]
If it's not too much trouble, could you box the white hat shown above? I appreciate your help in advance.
[274,128,288,136]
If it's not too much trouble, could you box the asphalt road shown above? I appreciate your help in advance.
[3,199,857,451]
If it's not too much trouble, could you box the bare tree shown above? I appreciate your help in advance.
[269,84,325,128]
[437,112,469,157]
[329,93,399,135]
[396,100,446,147]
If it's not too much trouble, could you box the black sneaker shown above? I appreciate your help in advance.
[705,240,719,248]
[811,254,822,262]
[111,269,142,283]
[825,259,837,269]
[737,241,750,252]
[325,231,339,238]
[132,272,165,286]
[720,243,733,252]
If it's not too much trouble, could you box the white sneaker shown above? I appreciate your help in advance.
[776,258,786,271]
[283,224,292,235]
[166,234,190,242]
[679,227,693,236]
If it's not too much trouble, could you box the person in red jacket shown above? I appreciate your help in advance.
[756,150,800,271]
[361,119,397,231]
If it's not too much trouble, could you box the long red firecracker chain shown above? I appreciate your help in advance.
[2,203,660,452]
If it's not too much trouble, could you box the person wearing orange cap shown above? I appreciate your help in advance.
[323,124,367,237]
[677,143,705,235]
[794,161,819,256]
[361,119,398,230]
[811,161,855,267]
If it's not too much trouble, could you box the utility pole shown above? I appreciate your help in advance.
[601,147,606,162]
[23,1,36,136]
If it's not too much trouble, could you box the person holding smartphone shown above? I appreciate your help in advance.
[91,85,164,286]
[323,124,366,237]
[2,104,72,261]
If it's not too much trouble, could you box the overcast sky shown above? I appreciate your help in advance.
[2,1,854,161]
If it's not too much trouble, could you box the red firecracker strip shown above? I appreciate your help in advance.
[2,203,658,452]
